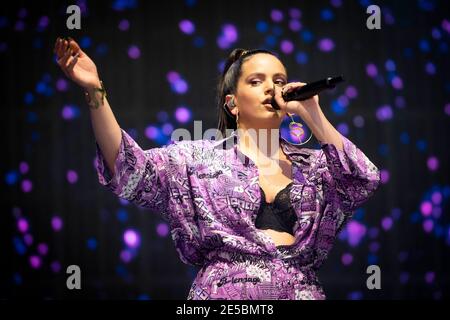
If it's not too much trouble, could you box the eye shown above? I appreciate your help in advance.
[250,80,262,86]
[275,79,287,86]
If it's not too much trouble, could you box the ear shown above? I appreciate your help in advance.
[225,95,238,116]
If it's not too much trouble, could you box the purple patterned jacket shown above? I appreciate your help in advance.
[95,129,380,300]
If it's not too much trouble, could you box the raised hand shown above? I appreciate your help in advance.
[54,37,101,89]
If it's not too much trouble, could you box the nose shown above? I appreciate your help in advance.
[264,83,276,96]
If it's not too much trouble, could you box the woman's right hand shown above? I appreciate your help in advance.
[54,37,101,89]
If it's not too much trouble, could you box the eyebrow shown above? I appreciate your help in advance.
[245,72,287,80]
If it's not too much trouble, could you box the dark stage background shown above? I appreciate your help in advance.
[1,0,449,300]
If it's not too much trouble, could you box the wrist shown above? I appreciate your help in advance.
[84,80,107,110]
[84,79,102,92]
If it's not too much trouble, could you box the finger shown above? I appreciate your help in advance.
[56,39,64,57]
[66,52,79,71]
[58,47,72,67]
[57,40,69,58]
[56,39,65,59]
[53,37,61,54]
[273,85,286,108]
[55,38,64,58]
[57,46,71,65]
[68,40,83,57]
[281,85,294,96]
[282,82,306,95]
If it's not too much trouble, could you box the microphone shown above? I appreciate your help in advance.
[271,75,345,110]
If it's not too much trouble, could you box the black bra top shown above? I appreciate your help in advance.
[255,182,298,235]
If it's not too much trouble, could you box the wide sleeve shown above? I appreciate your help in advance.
[311,134,380,228]
[95,128,178,218]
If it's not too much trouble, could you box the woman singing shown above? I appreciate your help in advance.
[54,37,380,300]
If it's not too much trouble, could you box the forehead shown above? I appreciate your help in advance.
[241,53,286,76]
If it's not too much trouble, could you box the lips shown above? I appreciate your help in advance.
[262,97,280,111]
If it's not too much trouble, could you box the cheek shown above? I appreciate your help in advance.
[237,89,260,106]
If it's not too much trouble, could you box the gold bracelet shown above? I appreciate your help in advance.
[84,80,107,109]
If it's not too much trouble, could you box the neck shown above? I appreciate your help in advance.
[236,126,282,161]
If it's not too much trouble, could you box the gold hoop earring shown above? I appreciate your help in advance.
[283,112,313,146]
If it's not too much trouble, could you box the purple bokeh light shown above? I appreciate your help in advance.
[56,78,69,92]
[420,201,433,217]
[162,123,174,135]
[341,253,353,265]
[318,38,335,52]
[123,229,140,248]
[67,170,78,184]
[381,217,393,231]
[175,106,191,123]
[425,271,435,284]
[425,62,436,75]
[366,63,378,77]
[118,19,130,31]
[17,218,29,233]
[444,103,450,116]
[380,169,390,184]
[431,191,442,205]
[336,123,349,136]
[330,0,343,7]
[37,16,49,30]
[166,71,180,83]
[24,234,33,246]
[217,24,238,49]
[29,255,42,269]
[288,20,302,31]
[145,125,160,140]
[179,19,195,35]
[37,243,48,256]
[391,76,404,90]
[427,156,439,171]
[395,96,406,109]
[51,261,61,273]
[120,249,133,263]
[51,216,63,232]
[172,79,188,94]
[21,179,33,193]
[271,9,284,22]
[346,221,367,247]
[376,105,393,121]
[345,86,358,99]
[353,115,365,128]
[280,40,294,54]
[156,222,169,237]
[128,45,141,59]
[61,105,78,120]
[423,220,434,233]
[288,8,301,19]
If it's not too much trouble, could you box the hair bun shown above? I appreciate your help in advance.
[222,48,249,76]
